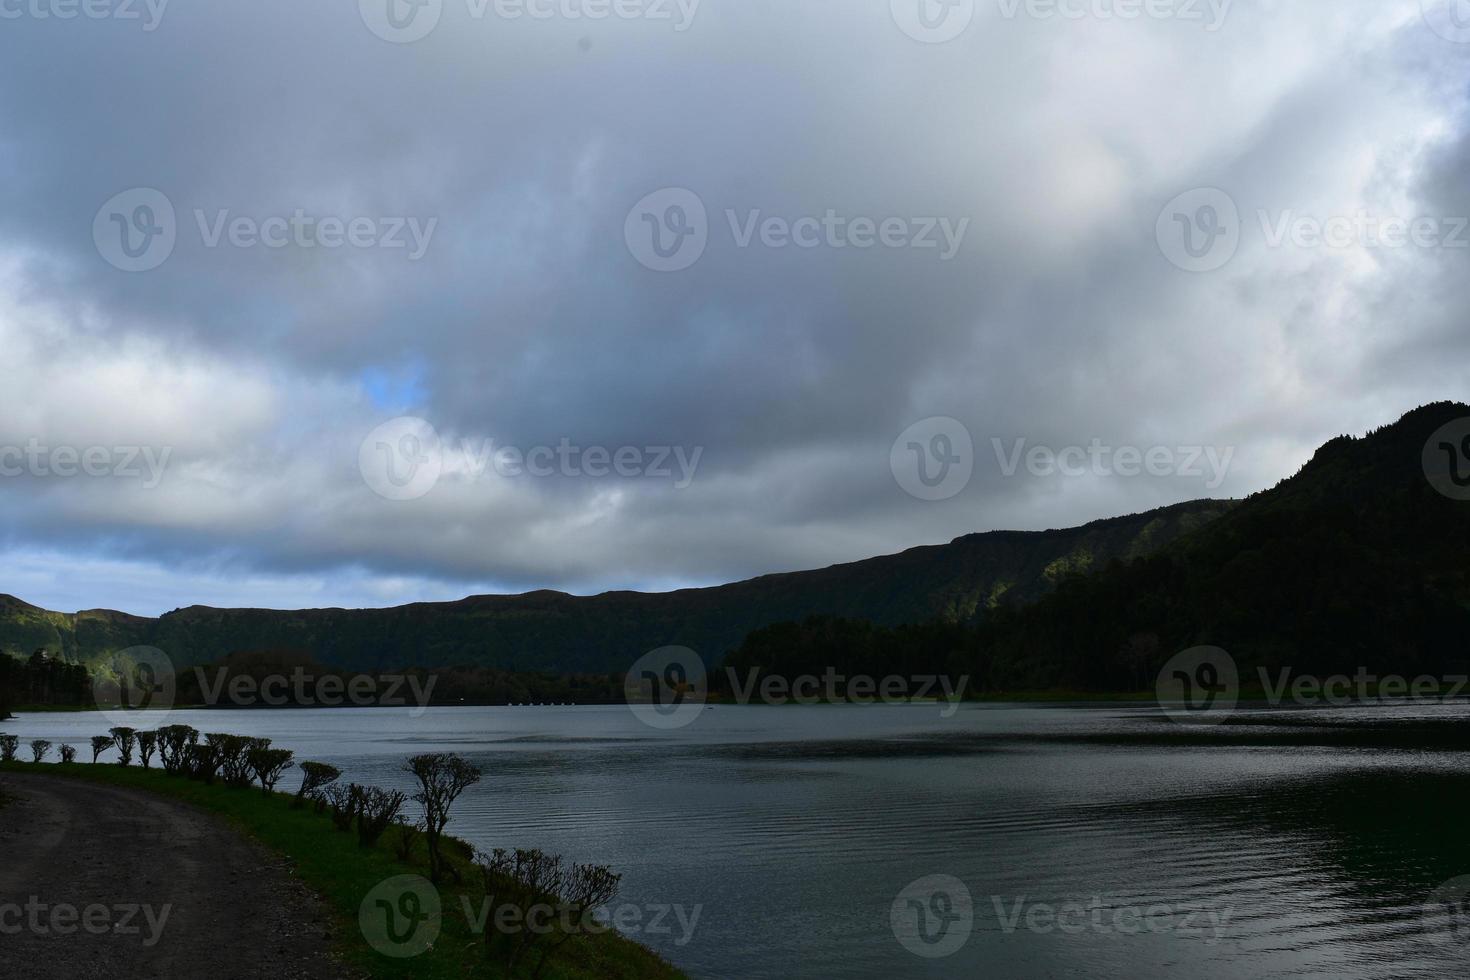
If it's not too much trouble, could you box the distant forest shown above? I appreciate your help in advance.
[0,649,92,715]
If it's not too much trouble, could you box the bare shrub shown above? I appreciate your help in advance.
[293,761,341,810]
[324,782,359,832]
[136,731,158,768]
[392,819,423,862]
[108,727,138,766]
[476,847,621,980]
[403,753,482,882]
[156,725,198,775]
[357,786,408,848]
[248,746,295,796]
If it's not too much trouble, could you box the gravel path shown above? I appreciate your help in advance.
[0,772,347,979]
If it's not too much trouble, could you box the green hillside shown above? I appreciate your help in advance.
[0,499,1229,674]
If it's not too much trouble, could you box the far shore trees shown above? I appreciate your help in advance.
[90,735,112,764]
[404,752,482,883]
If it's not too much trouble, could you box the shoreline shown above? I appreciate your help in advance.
[0,760,687,980]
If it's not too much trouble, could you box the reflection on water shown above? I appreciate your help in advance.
[11,702,1470,978]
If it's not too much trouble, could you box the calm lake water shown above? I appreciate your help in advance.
[11,701,1470,979]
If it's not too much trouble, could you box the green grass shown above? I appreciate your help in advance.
[0,761,687,980]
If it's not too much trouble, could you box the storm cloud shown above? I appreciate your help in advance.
[0,0,1466,614]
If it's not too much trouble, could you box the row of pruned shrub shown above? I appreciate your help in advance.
[2,730,625,977]
[0,726,300,795]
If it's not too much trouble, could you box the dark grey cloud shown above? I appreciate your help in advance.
[0,0,1465,615]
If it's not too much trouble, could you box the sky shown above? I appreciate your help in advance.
[0,0,1467,616]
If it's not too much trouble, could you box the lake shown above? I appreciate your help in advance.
[10,701,1470,978]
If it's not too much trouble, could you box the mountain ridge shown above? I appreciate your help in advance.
[0,500,1231,672]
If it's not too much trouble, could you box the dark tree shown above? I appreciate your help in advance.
[356,786,408,848]
[89,735,112,764]
[293,761,341,809]
[403,753,483,883]
[109,727,138,766]
[136,730,158,768]
[247,746,295,796]
[156,725,199,775]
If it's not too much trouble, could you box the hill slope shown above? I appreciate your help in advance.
[976,401,1470,688]
[0,499,1229,674]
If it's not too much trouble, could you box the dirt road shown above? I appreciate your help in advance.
[0,772,346,979]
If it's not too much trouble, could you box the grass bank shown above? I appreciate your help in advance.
[0,760,686,980]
